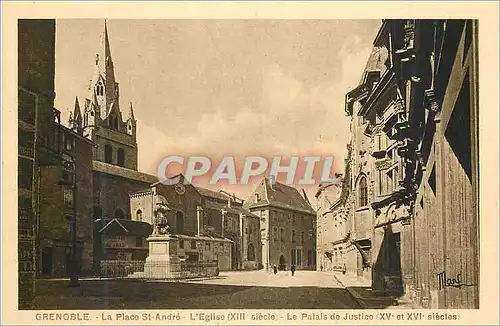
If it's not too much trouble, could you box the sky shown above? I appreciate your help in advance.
[54,19,381,206]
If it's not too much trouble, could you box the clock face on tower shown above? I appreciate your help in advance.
[175,183,186,195]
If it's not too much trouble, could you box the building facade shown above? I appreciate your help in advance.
[342,19,479,308]
[18,19,60,308]
[127,179,235,271]
[196,188,262,270]
[245,179,316,271]
[37,124,95,277]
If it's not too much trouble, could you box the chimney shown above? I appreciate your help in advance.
[196,206,203,236]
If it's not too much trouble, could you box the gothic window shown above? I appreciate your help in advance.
[247,243,255,261]
[136,209,142,221]
[358,176,368,207]
[97,82,104,96]
[104,144,112,163]
[114,208,125,219]
[117,148,125,167]
[61,154,75,185]
[176,212,184,234]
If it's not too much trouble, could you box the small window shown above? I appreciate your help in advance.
[292,230,296,243]
[136,209,142,221]
[104,144,112,163]
[117,148,125,167]
[358,176,368,207]
[179,240,184,249]
[280,228,284,242]
[190,241,197,249]
[63,188,74,207]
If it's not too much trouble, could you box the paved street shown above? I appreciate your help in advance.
[33,271,362,309]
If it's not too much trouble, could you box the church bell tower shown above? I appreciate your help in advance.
[81,20,138,170]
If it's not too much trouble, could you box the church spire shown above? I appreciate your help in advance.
[69,96,83,133]
[88,19,119,119]
[128,102,135,121]
[73,96,82,120]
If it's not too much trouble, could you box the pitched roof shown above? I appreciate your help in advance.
[244,178,315,215]
[195,187,230,202]
[93,161,158,184]
[96,218,153,236]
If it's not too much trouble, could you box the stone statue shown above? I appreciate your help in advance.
[153,202,171,235]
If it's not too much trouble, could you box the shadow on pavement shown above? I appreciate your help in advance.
[32,279,363,310]
[347,286,398,309]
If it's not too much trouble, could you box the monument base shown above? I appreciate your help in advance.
[140,234,184,279]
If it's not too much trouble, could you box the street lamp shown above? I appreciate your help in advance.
[60,154,79,287]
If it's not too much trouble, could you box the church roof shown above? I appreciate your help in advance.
[93,161,158,184]
[244,178,316,215]
[195,187,234,202]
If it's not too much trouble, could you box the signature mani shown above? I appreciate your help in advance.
[436,271,477,291]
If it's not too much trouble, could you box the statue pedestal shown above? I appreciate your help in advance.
[143,234,182,279]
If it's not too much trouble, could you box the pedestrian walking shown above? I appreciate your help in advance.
[342,263,347,275]
[291,264,296,276]
[320,265,323,272]
[273,264,278,275]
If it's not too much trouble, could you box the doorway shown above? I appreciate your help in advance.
[41,247,53,276]
[384,232,402,295]
[279,254,286,270]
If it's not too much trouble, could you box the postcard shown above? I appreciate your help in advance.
[2,1,499,325]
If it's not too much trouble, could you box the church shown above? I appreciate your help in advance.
[39,20,261,277]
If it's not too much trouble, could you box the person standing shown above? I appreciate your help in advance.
[291,264,296,276]
[273,264,278,275]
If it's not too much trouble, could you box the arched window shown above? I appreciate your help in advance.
[176,212,184,234]
[247,243,255,261]
[104,144,112,163]
[117,148,125,167]
[358,176,368,207]
[136,209,143,221]
[97,82,104,96]
[114,208,125,219]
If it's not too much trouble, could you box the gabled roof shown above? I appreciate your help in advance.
[95,218,153,236]
[244,178,315,215]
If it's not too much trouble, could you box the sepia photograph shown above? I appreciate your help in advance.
[4,1,499,325]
